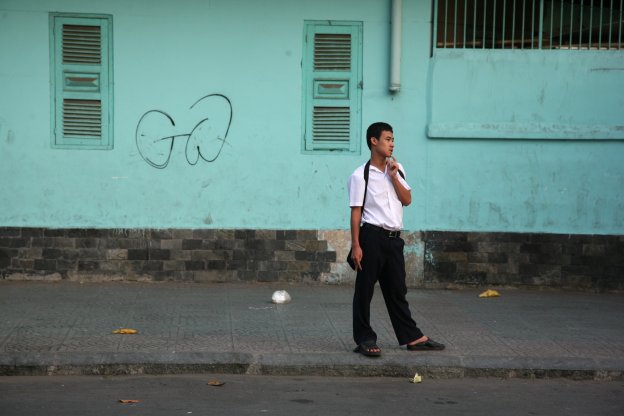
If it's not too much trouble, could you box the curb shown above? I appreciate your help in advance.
[2,352,622,381]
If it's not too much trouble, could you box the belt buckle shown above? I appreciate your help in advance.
[388,230,399,238]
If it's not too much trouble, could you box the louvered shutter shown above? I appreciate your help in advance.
[303,22,362,152]
[51,15,112,149]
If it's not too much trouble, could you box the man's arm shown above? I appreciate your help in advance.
[391,174,411,206]
[388,158,412,206]
[350,206,363,271]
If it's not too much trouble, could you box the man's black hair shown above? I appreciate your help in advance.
[366,122,393,150]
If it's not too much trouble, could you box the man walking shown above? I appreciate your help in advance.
[348,122,445,357]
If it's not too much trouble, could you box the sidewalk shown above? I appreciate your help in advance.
[1,281,623,380]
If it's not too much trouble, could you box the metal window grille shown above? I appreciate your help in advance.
[435,0,623,50]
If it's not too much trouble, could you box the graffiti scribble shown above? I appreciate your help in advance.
[135,93,233,169]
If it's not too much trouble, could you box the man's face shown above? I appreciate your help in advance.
[373,130,394,158]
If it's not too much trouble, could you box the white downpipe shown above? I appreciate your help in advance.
[389,0,402,92]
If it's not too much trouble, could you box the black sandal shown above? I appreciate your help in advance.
[406,338,445,351]
[353,341,382,357]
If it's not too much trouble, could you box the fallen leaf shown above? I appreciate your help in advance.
[478,289,501,298]
[113,328,138,334]
[409,373,422,383]
[207,380,225,387]
[119,399,140,404]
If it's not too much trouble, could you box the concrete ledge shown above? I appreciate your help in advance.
[1,352,622,381]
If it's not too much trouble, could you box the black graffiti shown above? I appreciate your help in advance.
[135,93,233,169]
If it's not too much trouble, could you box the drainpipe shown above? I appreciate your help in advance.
[389,0,402,93]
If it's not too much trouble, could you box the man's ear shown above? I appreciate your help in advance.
[370,137,378,147]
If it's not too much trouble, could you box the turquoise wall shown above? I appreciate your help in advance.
[1,0,623,234]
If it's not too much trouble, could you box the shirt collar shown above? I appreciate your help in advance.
[369,164,387,174]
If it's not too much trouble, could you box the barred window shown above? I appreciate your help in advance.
[435,0,623,50]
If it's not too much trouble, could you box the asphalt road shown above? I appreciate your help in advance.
[1,375,623,416]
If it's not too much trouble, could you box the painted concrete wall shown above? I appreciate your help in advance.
[1,0,623,234]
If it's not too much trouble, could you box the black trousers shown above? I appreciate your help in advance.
[353,224,424,346]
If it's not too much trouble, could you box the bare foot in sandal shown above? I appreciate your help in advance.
[353,341,382,357]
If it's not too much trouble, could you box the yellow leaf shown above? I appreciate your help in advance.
[207,380,225,387]
[479,289,501,298]
[113,328,138,334]
[409,373,422,383]
[119,399,140,404]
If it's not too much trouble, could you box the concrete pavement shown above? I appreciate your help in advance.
[0,281,623,379]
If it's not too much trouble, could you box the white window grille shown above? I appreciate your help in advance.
[435,0,623,50]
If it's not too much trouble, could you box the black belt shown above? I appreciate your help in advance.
[362,223,401,238]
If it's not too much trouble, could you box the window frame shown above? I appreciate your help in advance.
[49,13,114,150]
[301,20,363,154]
[428,1,624,141]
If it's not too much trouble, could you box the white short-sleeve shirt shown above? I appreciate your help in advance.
[348,161,411,231]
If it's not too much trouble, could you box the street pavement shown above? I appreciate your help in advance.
[0,281,623,379]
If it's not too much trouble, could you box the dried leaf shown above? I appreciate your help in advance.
[478,289,501,298]
[409,373,422,383]
[207,380,225,387]
[119,399,140,404]
[113,328,138,334]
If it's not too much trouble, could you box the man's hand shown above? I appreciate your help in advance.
[387,156,399,177]
[351,245,363,271]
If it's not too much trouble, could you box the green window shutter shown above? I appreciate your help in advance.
[50,14,113,149]
[303,22,362,153]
